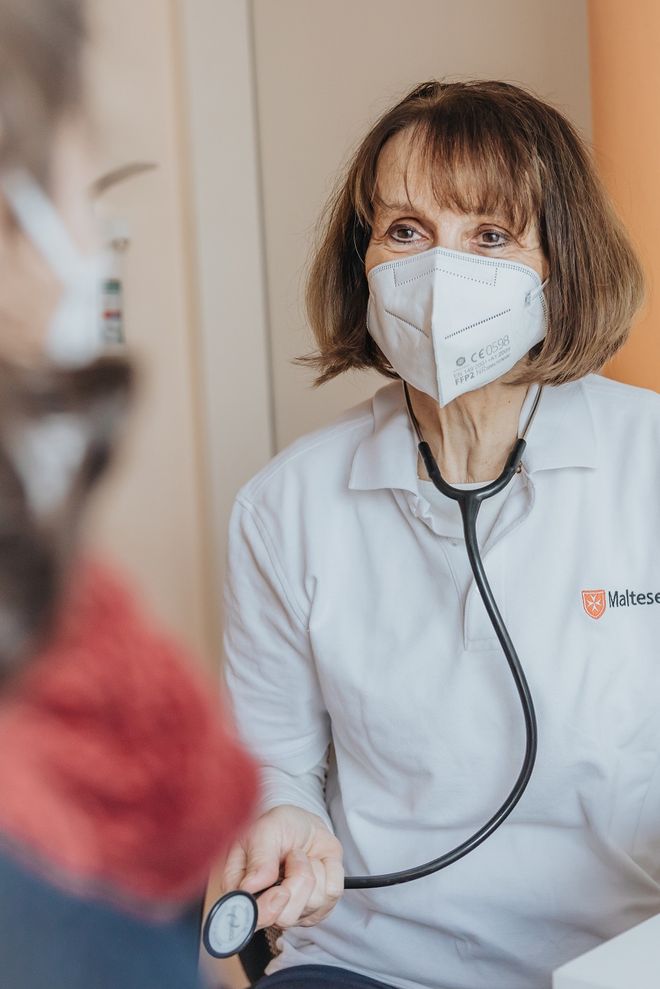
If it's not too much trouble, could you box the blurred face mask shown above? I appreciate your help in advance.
[1,170,105,366]
[367,246,547,407]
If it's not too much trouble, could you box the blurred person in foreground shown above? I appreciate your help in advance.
[0,2,258,987]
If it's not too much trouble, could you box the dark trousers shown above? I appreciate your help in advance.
[254,964,396,989]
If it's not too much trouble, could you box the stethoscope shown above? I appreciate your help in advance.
[203,382,543,959]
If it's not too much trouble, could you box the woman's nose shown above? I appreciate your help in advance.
[430,218,468,253]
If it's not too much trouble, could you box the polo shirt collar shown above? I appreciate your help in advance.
[349,377,599,495]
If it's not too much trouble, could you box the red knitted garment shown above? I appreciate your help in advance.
[0,561,258,909]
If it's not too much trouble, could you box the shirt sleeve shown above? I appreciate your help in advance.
[259,764,331,830]
[224,496,332,825]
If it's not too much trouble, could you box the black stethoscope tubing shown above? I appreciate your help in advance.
[342,383,541,888]
[203,383,543,956]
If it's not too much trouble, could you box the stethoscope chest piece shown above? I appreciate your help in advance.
[202,889,258,958]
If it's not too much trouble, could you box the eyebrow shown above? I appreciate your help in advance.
[375,199,421,215]
[374,200,511,227]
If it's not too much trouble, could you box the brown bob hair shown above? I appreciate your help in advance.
[303,80,644,387]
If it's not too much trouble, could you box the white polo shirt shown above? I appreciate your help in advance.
[224,375,660,989]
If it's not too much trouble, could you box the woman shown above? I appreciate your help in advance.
[0,2,258,987]
[223,80,659,989]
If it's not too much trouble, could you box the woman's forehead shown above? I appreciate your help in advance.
[373,131,435,212]
[370,126,539,234]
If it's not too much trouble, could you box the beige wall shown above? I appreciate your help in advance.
[178,6,593,985]
[251,0,593,451]
[177,0,274,644]
[173,0,594,655]
[82,0,593,669]
[80,7,657,986]
[80,3,595,987]
[84,0,213,661]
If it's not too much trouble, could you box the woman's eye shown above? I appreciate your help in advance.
[478,229,510,248]
[388,224,424,244]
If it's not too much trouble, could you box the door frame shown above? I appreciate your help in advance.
[176,0,274,650]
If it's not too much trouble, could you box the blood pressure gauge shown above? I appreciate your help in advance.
[202,890,259,958]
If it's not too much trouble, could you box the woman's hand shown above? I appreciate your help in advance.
[221,804,344,930]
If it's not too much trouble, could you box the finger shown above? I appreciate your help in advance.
[271,850,316,929]
[299,856,345,927]
[299,857,327,917]
[220,843,248,894]
[239,838,283,896]
[255,884,291,930]
[323,854,345,902]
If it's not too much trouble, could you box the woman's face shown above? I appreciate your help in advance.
[365,130,548,281]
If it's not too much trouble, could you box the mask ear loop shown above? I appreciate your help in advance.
[525,277,549,306]
[0,169,84,284]
[1,169,108,367]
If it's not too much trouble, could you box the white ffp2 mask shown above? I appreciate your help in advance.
[1,170,106,366]
[367,246,547,407]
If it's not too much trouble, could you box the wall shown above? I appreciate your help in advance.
[181,0,594,646]
[84,0,214,660]
[81,1,655,672]
[589,0,660,391]
[177,0,274,642]
[251,0,593,450]
[179,6,594,985]
[79,6,658,986]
